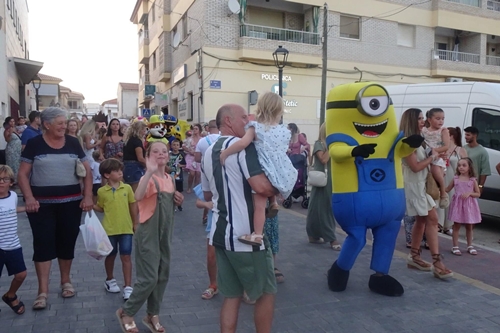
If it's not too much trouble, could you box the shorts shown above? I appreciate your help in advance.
[123,161,145,184]
[27,200,82,262]
[175,178,183,192]
[108,234,133,256]
[215,247,277,301]
[92,183,101,196]
[0,247,27,276]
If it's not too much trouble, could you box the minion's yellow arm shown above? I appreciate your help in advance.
[329,142,355,163]
[395,138,416,158]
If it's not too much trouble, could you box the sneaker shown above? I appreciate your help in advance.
[123,286,133,300]
[104,279,120,293]
[178,205,183,212]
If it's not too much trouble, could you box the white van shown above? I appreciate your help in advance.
[385,82,500,218]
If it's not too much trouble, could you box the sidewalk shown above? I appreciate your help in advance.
[1,192,500,333]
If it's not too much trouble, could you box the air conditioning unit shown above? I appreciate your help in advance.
[446,77,463,82]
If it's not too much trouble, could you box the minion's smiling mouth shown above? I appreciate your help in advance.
[353,119,388,138]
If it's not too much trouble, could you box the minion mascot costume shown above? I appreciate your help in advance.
[325,82,424,296]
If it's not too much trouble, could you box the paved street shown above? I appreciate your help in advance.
[2,192,500,333]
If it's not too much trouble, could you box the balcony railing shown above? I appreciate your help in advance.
[139,30,149,46]
[432,49,480,64]
[487,0,500,11]
[486,55,500,66]
[446,0,480,6]
[139,74,150,85]
[240,24,320,45]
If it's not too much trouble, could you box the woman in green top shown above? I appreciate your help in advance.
[306,123,342,250]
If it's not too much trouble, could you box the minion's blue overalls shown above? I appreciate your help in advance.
[327,132,405,274]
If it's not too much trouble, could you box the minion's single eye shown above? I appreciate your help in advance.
[360,96,389,116]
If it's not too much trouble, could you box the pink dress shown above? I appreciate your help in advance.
[447,176,481,224]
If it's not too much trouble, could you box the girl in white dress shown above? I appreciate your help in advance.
[220,92,297,246]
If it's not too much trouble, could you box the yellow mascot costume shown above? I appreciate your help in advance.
[146,115,170,148]
[325,82,423,296]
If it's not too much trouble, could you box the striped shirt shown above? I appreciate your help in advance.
[201,136,264,252]
[0,191,21,250]
[21,135,87,203]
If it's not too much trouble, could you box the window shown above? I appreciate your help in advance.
[339,15,360,40]
[182,15,188,39]
[152,2,155,23]
[152,51,156,70]
[68,101,78,109]
[472,108,500,151]
[187,92,193,121]
[397,24,415,47]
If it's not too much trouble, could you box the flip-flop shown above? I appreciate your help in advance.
[142,315,165,333]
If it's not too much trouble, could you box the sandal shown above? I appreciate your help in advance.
[330,242,342,251]
[308,237,325,244]
[116,308,139,333]
[238,233,263,246]
[406,243,412,249]
[266,202,279,218]
[431,254,453,279]
[61,282,75,298]
[451,246,462,256]
[201,287,218,300]
[443,229,453,236]
[2,293,25,315]
[407,248,431,271]
[439,194,449,209]
[142,315,165,333]
[467,246,478,255]
[32,293,47,310]
[274,268,285,284]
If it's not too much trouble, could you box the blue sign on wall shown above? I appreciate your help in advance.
[210,80,221,89]
[145,85,156,96]
[142,108,151,117]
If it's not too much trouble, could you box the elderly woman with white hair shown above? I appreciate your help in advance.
[18,107,94,310]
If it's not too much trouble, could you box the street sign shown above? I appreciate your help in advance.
[142,108,151,117]
[210,80,221,89]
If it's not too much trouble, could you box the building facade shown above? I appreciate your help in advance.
[131,0,500,139]
[34,73,61,111]
[100,99,118,119]
[117,82,139,118]
[1,0,42,120]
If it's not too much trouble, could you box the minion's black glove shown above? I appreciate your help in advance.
[351,144,377,158]
[402,135,424,148]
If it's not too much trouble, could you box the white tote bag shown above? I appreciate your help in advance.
[79,211,113,260]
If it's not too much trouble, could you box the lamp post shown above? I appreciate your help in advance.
[32,76,42,111]
[272,45,289,98]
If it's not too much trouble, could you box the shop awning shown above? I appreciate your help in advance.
[12,57,44,85]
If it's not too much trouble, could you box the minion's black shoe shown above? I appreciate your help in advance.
[368,274,404,297]
[327,261,349,292]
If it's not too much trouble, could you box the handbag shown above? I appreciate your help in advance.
[425,167,440,200]
[79,211,113,260]
[308,169,327,187]
[75,159,86,178]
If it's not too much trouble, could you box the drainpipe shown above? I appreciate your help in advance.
[197,48,203,123]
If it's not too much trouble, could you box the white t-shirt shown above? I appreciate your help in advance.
[0,191,21,250]
[195,133,220,158]
[91,161,101,184]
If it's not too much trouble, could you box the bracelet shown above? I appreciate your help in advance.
[478,185,483,188]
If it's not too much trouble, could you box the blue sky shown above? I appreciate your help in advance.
[29,0,139,104]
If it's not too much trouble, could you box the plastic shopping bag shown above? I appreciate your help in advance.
[79,211,113,260]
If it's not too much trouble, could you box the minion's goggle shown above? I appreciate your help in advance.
[326,84,392,117]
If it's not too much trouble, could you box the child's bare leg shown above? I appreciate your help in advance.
[431,165,446,197]
[465,224,474,247]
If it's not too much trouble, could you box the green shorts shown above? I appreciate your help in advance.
[215,247,277,301]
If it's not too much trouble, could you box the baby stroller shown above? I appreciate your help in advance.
[282,153,309,209]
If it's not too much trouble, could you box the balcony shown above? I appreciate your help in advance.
[487,0,500,11]
[486,55,500,66]
[139,44,149,65]
[139,73,150,86]
[445,0,480,6]
[139,30,149,47]
[240,24,320,46]
[433,49,480,63]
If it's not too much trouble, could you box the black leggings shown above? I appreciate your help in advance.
[28,200,82,262]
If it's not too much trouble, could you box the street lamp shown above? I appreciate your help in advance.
[272,45,289,98]
[32,76,42,111]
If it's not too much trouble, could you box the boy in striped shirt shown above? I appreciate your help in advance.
[0,165,27,314]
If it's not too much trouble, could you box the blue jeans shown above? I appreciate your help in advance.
[108,234,133,256]
[123,161,145,184]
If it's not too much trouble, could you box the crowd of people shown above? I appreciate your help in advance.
[0,98,497,333]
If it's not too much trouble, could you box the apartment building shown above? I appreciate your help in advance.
[1,0,42,120]
[130,0,500,139]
